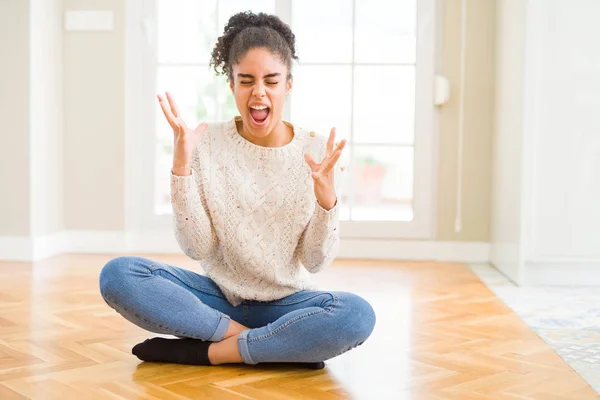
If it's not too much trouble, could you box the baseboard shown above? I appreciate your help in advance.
[490,243,522,284]
[1,231,491,263]
[6,232,597,285]
[0,231,128,262]
[522,261,600,286]
[31,231,69,261]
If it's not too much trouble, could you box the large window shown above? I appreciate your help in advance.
[134,0,436,239]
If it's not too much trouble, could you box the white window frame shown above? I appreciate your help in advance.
[125,0,438,241]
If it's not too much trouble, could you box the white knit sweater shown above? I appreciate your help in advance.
[170,118,340,306]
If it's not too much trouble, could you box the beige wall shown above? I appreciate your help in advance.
[63,0,125,230]
[0,0,64,238]
[436,0,495,241]
[0,0,31,236]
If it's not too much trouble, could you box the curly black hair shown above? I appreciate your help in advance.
[210,11,298,81]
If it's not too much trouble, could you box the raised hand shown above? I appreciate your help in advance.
[304,128,347,211]
[157,92,207,175]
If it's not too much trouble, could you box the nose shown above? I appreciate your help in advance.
[252,83,266,98]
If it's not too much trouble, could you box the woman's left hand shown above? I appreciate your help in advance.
[304,128,347,211]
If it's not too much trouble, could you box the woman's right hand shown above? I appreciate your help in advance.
[157,92,207,176]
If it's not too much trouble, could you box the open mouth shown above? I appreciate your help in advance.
[249,105,270,126]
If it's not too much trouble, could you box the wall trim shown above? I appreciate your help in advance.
[522,261,600,286]
[1,231,491,263]
[4,232,597,286]
[490,243,522,284]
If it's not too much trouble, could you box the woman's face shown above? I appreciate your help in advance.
[230,47,292,139]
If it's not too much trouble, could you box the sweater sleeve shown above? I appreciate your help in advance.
[170,144,218,261]
[297,200,340,273]
[297,137,341,273]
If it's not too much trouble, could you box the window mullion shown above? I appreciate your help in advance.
[275,0,292,24]
[277,0,293,121]
[215,0,222,120]
[349,0,356,220]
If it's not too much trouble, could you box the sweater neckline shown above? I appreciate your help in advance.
[225,116,303,159]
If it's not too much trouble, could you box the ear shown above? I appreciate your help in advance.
[229,79,235,94]
[286,76,293,95]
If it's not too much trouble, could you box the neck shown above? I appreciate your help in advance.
[236,118,293,148]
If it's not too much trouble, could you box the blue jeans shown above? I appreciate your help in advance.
[99,256,376,364]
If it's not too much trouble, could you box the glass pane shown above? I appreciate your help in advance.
[157,0,217,64]
[351,146,414,221]
[291,0,353,63]
[155,140,173,215]
[355,0,416,63]
[290,66,352,142]
[216,76,239,120]
[337,148,352,221]
[353,66,415,145]
[218,0,276,33]
[156,66,220,139]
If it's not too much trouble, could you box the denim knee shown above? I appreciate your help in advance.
[338,292,377,346]
[99,256,146,301]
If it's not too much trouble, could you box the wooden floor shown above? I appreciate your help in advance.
[0,255,597,400]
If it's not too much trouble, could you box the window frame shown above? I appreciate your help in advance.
[125,0,438,239]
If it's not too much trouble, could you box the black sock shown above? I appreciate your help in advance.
[299,361,325,369]
[132,337,212,365]
[132,337,326,369]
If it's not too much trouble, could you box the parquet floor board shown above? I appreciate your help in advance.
[0,254,597,399]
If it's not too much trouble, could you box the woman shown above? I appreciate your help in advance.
[99,11,376,368]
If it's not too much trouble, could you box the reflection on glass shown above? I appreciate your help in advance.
[291,66,352,142]
[218,0,275,32]
[337,148,352,221]
[155,141,174,215]
[355,0,416,63]
[157,0,217,64]
[156,66,219,130]
[353,66,415,145]
[292,0,353,63]
[351,146,414,221]
[216,76,239,120]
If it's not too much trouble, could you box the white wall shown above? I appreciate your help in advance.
[490,0,527,283]
[492,0,600,285]
[523,0,600,263]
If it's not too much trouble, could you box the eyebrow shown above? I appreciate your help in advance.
[237,73,282,79]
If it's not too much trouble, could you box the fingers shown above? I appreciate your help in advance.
[165,92,180,118]
[157,94,177,129]
[158,92,191,134]
[304,153,318,171]
[320,139,346,173]
[321,149,343,173]
[326,127,336,156]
